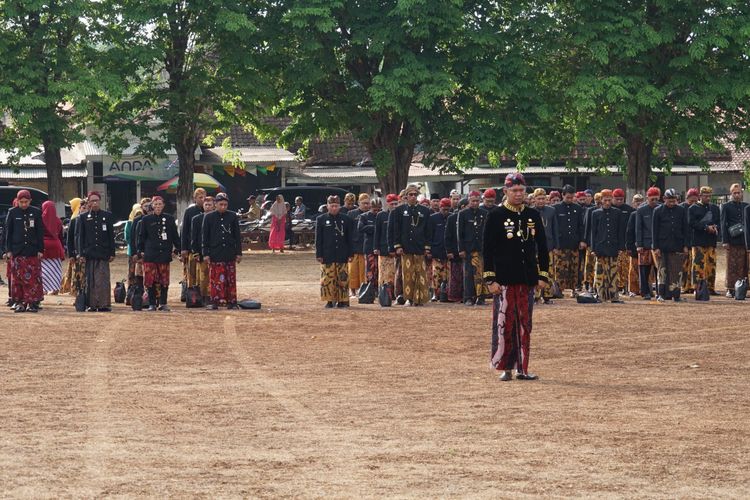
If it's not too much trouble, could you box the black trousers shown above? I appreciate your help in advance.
[639,264,657,297]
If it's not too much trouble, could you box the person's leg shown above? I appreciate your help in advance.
[336,262,350,306]
[705,246,717,293]
[462,253,475,304]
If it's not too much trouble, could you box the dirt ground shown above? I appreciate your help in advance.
[1,249,748,498]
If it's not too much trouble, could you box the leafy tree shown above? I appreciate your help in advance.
[0,0,95,209]
[554,0,750,193]
[89,0,269,214]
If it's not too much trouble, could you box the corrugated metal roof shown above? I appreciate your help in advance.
[288,163,462,185]
[203,146,297,164]
[0,166,88,179]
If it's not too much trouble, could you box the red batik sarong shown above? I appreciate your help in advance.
[365,253,379,286]
[490,284,534,375]
[209,261,237,304]
[143,262,170,288]
[447,258,463,302]
[11,256,43,304]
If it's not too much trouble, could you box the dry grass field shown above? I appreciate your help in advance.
[1,250,748,498]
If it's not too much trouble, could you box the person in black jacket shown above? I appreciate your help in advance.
[458,190,489,306]
[357,198,381,296]
[62,198,87,297]
[428,198,451,301]
[190,196,215,304]
[720,183,748,297]
[483,173,549,382]
[652,189,688,302]
[374,194,398,302]
[553,185,586,297]
[201,193,242,309]
[679,188,699,293]
[4,189,44,312]
[589,190,624,302]
[390,184,433,306]
[76,191,116,311]
[346,193,369,296]
[612,188,634,293]
[180,188,206,293]
[138,195,180,311]
[445,197,468,302]
[688,186,721,295]
[316,195,354,308]
[625,194,643,296]
[635,187,661,299]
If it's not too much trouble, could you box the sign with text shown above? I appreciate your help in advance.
[104,156,178,181]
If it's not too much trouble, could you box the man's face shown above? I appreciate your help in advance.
[483,197,496,207]
[388,200,398,210]
[371,203,381,214]
[296,198,303,206]
[88,196,101,211]
[359,199,370,211]
[327,202,340,215]
[195,193,205,206]
[648,195,659,207]
[217,200,228,213]
[731,189,742,202]
[468,195,480,209]
[563,193,574,204]
[203,200,215,213]
[613,196,624,206]
[664,197,677,207]
[345,197,355,208]
[601,195,612,209]
[534,195,546,208]
[505,185,526,205]
[584,194,593,205]
[632,198,642,208]
[80,202,88,214]
[406,191,418,206]
[686,195,698,205]
[152,199,164,214]
[430,199,440,211]
[440,205,450,216]
[248,197,256,206]
[450,194,460,207]
[18,198,30,209]
[700,193,711,204]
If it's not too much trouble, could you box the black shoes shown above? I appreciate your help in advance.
[227,303,239,310]
[475,297,486,306]
[206,303,219,310]
[516,372,539,380]
[499,371,513,382]
[146,305,157,311]
[324,301,334,308]
[396,295,406,305]
[158,305,171,312]
[463,299,475,306]
[336,302,350,308]
[13,303,26,313]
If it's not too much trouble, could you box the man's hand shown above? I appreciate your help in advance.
[447,253,454,260]
[373,250,380,256]
[236,255,242,264]
[37,252,43,259]
[425,250,431,257]
[317,257,323,264]
[487,281,501,295]
[723,243,729,249]
[537,280,549,289]
[180,250,188,258]
[636,247,643,253]
[78,256,86,264]
[458,251,466,259]
[683,247,688,254]
[653,249,661,258]
[580,242,587,250]
[204,257,211,265]
[396,248,403,256]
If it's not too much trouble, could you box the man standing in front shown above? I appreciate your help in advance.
[374,194,398,302]
[316,195,354,308]
[347,193,370,296]
[652,189,688,302]
[553,185,586,297]
[625,194,643,296]
[689,186,721,295]
[202,193,242,309]
[445,197,468,302]
[612,188,634,294]
[635,187,660,300]
[390,184,433,306]
[191,196,215,305]
[589,190,624,302]
[4,189,44,312]
[720,184,748,297]
[357,197,381,297]
[138,196,180,311]
[484,173,550,382]
[680,188,699,294]
[429,198,451,301]
[458,190,488,306]
[77,191,116,311]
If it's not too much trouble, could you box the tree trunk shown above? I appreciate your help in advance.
[42,138,65,216]
[367,120,414,195]
[175,140,196,220]
[623,134,653,200]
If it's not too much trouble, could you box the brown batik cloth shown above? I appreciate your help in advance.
[725,245,749,290]
[321,263,349,303]
[401,253,429,305]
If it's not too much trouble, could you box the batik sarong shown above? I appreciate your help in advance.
[348,253,366,291]
[681,250,693,293]
[656,252,684,300]
[594,256,619,301]
[432,258,448,290]
[321,262,349,303]
[628,256,640,295]
[143,262,170,288]
[463,250,487,300]
[11,256,43,304]
[209,261,237,304]
[584,249,596,287]
[554,249,579,292]
[691,246,717,292]
[447,257,463,302]
[378,255,396,286]
[491,284,534,375]
[365,253,379,288]
[196,259,210,297]
[616,251,629,291]
[401,253,429,305]
[85,259,111,309]
[725,245,748,291]
[186,252,200,288]
[395,255,404,297]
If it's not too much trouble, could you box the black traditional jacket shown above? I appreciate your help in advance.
[77,209,115,260]
[652,204,687,252]
[389,203,432,255]
[589,207,623,257]
[316,213,354,264]
[138,213,180,263]
[201,210,242,262]
[4,206,44,257]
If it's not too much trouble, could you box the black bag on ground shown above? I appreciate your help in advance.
[694,279,709,301]
[551,281,564,299]
[438,280,449,302]
[130,285,144,310]
[378,284,393,307]
[735,278,748,301]
[113,280,126,303]
[180,280,187,302]
[358,282,376,304]
[576,291,599,304]
[238,299,261,309]
[185,286,203,308]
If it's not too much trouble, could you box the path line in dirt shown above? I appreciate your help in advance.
[551,322,750,348]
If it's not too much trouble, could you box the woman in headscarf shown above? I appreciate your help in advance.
[124,202,143,288]
[268,194,287,253]
[41,201,66,295]
[60,197,83,294]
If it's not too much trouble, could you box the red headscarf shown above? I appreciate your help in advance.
[42,201,65,260]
